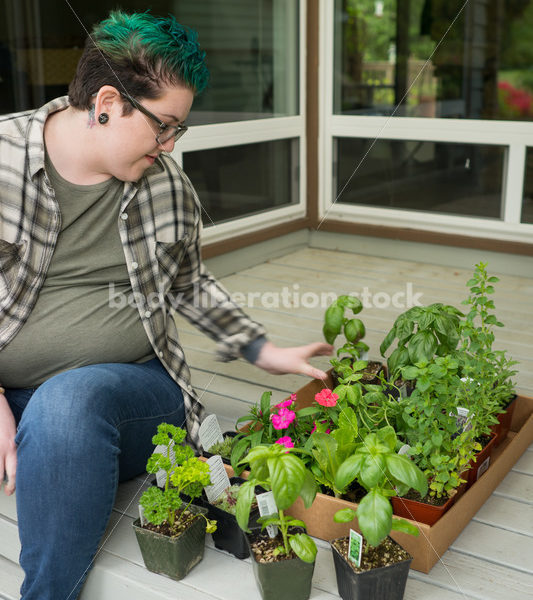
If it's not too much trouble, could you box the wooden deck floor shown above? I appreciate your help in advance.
[1,247,532,599]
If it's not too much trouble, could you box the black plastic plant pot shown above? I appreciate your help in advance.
[181,477,260,559]
[245,530,316,600]
[132,503,208,581]
[208,477,261,559]
[330,536,412,600]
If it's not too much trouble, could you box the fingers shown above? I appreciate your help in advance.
[303,342,334,358]
[300,364,330,382]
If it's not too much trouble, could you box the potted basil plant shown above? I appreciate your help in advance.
[133,423,217,580]
[331,426,427,600]
[235,444,318,600]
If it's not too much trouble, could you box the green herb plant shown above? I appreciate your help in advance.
[139,423,217,535]
[323,295,369,361]
[333,426,427,547]
[236,444,318,563]
[380,303,463,380]
[458,263,518,426]
[207,435,235,460]
[398,356,480,498]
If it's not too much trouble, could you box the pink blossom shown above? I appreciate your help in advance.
[271,407,296,430]
[275,436,294,449]
[275,393,297,410]
[315,389,339,407]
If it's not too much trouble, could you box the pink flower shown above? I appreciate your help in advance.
[315,389,339,407]
[275,393,297,410]
[275,436,294,449]
[271,407,296,430]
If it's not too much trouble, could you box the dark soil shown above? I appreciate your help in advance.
[476,434,492,450]
[398,489,451,507]
[333,536,410,572]
[141,509,200,537]
[249,529,299,563]
[360,361,383,383]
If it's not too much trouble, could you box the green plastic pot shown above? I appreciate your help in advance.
[245,530,315,600]
[133,504,208,580]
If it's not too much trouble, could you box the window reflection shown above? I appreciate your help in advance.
[334,0,533,120]
[334,138,504,218]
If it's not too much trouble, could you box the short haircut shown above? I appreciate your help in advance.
[69,10,209,112]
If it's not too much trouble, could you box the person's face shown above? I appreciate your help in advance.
[97,85,194,182]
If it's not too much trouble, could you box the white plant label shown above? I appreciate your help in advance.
[138,504,146,526]
[152,443,176,488]
[476,456,491,481]
[348,529,363,567]
[455,406,473,433]
[398,383,408,399]
[204,455,231,503]
[398,444,412,456]
[199,414,224,452]
[256,491,278,538]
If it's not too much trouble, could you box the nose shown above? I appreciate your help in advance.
[158,136,176,153]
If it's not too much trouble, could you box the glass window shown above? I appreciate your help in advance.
[183,139,299,226]
[334,138,505,219]
[523,147,533,224]
[334,0,533,120]
[0,0,299,122]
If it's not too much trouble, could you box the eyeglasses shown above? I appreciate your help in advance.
[123,94,188,145]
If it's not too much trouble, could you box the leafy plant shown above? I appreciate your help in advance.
[323,295,369,360]
[380,303,463,379]
[333,426,427,547]
[231,391,318,475]
[236,444,318,563]
[458,263,518,417]
[212,483,257,515]
[397,357,480,498]
[207,435,235,459]
[139,423,217,534]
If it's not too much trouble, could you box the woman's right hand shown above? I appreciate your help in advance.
[0,394,17,495]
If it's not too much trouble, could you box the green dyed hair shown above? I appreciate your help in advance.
[69,10,209,111]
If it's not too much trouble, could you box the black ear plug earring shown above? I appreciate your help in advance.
[98,113,109,124]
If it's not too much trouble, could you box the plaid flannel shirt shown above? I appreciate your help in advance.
[0,96,266,448]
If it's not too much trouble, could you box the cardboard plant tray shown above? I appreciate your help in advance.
[279,374,533,573]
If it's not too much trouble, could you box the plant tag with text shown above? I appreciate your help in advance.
[204,455,231,503]
[199,414,224,452]
[348,529,363,567]
[256,491,278,538]
[455,407,473,433]
[152,443,176,488]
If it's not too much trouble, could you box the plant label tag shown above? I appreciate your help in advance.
[204,455,231,503]
[359,350,369,361]
[398,383,408,399]
[152,443,176,488]
[138,504,146,526]
[476,456,491,481]
[199,414,224,452]
[398,444,411,456]
[348,529,363,567]
[455,407,473,433]
[256,491,278,538]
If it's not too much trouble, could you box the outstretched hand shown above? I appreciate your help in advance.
[254,341,333,381]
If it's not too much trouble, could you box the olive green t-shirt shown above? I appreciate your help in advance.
[0,154,154,388]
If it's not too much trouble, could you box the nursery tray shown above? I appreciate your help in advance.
[226,372,533,574]
[283,373,533,573]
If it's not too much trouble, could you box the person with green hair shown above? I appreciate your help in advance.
[0,10,331,600]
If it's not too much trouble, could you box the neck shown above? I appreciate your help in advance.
[44,106,112,185]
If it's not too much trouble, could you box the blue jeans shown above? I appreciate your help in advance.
[5,358,185,600]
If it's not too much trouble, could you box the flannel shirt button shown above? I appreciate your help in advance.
[120,213,128,220]
[131,261,139,269]
[144,310,151,318]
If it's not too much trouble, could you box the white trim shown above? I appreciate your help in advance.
[318,0,533,243]
[325,202,533,244]
[200,203,306,245]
